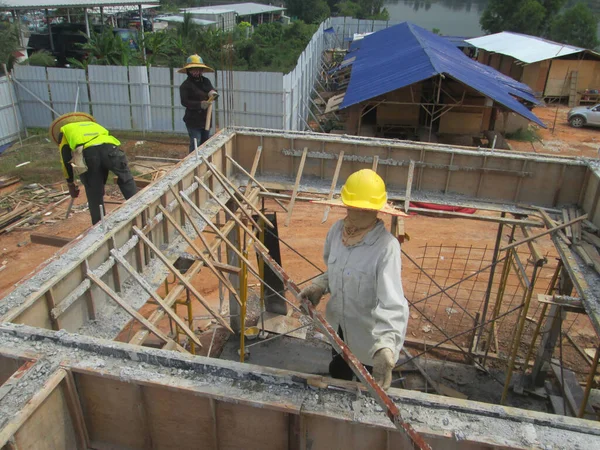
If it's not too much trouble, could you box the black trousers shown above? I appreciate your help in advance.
[329,327,373,381]
[80,144,137,225]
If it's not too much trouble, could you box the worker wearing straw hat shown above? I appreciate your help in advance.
[179,54,218,153]
[49,112,137,225]
[300,169,409,390]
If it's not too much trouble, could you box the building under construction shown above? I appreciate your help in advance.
[0,128,600,448]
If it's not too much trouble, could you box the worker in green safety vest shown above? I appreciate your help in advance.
[49,112,137,225]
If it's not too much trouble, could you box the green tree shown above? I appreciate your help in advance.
[285,0,330,24]
[336,0,389,20]
[549,2,599,49]
[480,0,565,35]
[0,22,19,71]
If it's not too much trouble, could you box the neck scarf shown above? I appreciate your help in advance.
[342,209,379,247]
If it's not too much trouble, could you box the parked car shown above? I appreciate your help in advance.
[568,104,600,128]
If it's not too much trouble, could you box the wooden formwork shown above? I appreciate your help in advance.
[1,128,600,448]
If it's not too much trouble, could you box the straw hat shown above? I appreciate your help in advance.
[177,54,214,74]
[310,198,409,217]
[49,112,95,144]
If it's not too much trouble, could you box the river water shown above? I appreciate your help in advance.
[383,0,600,39]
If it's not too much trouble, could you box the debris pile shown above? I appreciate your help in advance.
[0,182,70,233]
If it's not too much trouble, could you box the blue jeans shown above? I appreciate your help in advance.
[186,126,210,153]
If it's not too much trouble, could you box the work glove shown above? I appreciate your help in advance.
[200,101,210,110]
[300,283,326,306]
[67,182,80,199]
[373,348,395,391]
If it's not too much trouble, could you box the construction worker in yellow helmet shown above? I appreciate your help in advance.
[301,169,409,390]
[49,112,137,225]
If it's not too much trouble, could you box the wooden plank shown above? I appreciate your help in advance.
[158,205,241,306]
[226,153,288,213]
[551,361,596,419]
[75,373,150,449]
[245,145,263,192]
[29,233,72,248]
[285,147,308,227]
[111,249,203,349]
[202,157,274,229]
[563,209,573,239]
[405,160,415,213]
[573,244,594,268]
[63,369,91,450]
[140,384,217,449]
[169,186,218,261]
[500,214,587,253]
[321,150,344,224]
[195,177,267,252]
[87,271,187,352]
[0,369,66,447]
[133,227,234,334]
[582,230,600,248]
[179,192,256,271]
[570,207,581,242]
[579,242,600,274]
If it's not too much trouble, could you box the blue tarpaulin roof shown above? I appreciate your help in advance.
[340,22,545,127]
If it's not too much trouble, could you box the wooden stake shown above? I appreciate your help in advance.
[245,145,263,192]
[372,155,379,171]
[179,192,257,270]
[111,248,204,348]
[285,147,308,227]
[195,176,265,241]
[158,205,242,306]
[501,214,588,253]
[405,160,415,213]
[133,226,234,334]
[225,153,288,212]
[322,150,344,224]
[169,186,218,261]
[87,271,187,352]
[202,157,274,228]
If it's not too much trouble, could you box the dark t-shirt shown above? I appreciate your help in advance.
[179,75,215,128]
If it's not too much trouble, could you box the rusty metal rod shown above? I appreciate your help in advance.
[255,246,432,450]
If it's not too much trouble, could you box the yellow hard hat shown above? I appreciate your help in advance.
[341,169,387,211]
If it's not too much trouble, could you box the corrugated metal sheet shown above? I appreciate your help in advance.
[88,65,131,130]
[149,67,173,132]
[0,77,22,146]
[13,65,52,128]
[129,66,151,132]
[340,22,545,127]
[154,15,216,26]
[47,67,89,115]
[1,0,158,9]
[466,32,588,64]
[182,3,285,16]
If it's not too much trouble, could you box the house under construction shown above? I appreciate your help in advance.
[0,128,600,449]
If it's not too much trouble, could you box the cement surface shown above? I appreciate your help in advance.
[220,334,332,375]
[0,323,599,449]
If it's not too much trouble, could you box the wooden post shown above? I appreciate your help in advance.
[285,147,308,227]
[322,150,344,224]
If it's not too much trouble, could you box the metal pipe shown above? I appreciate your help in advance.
[501,263,541,404]
[10,78,59,115]
[524,261,562,368]
[579,345,600,418]
[476,214,505,350]
[239,231,248,363]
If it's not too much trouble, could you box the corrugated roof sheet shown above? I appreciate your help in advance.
[340,22,544,127]
[0,0,158,9]
[154,15,216,26]
[182,2,285,17]
[466,32,586,64]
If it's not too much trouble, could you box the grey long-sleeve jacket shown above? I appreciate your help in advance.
[314,219,409,365]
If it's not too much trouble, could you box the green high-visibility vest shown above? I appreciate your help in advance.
[60,121,120,149]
